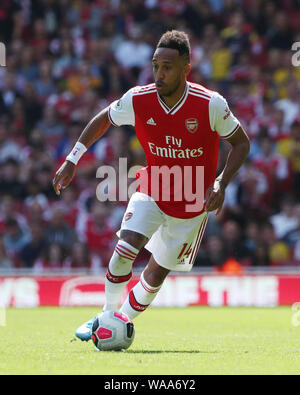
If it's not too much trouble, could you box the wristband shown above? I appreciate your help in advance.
[66,142,87,165]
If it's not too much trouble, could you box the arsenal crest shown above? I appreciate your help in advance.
[185,118,198,133]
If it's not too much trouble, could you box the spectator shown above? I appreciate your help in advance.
[0,195,28,231]
[77,200,115,265]
[211,37,232,82]
[270,197,299,239]
[277,120,300,196]
[268,12,295,50]
[0,234,13,269]
[21,82,43,132]
[114,24,153,70]
[20,222,48,268]
[0,0,22,43]
[196,235,227,267]
[24,197,49,224]
[55,120,83,161]
[94,127,129,163]
[236,159,268,214]
[10,97,27,139]
[221,220,252,264]
[52,38,78,79]
[220,12,250,64]
[66,61,102,97]
[17,46,38,82]
[34,164,58,200]
[0,158,27,200]
[244,220,260,253]
[261,222,291,266]
[36,105,65,143]
[44,207,77,252]
[269,241,291,266]
[0,73,20,112]
[293,239,300,263]
[3,218,31,264]
[22,128,54,168]
[251,242,271,266]
[33,242,66,272]
[275,80,300,128]
[29,19,50,61]
[283,204,300,253]
[253,136,290,202]
[34,59,56,102]
[0,118,21,164]
[51,185,79,228]
[63,241,102,272]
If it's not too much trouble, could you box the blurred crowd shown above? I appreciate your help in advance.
[0,0,299,273]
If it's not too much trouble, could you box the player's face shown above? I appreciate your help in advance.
[152,48,190,97]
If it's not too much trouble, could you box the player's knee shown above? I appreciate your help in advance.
[120,230,148,251]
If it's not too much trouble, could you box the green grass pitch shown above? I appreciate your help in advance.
[1,306,300,375]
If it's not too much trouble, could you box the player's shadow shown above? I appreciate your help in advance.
[126,350,218,354]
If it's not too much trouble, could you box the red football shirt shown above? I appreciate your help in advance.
[108,81,240,219]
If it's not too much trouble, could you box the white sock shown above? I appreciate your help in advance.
[103,240,139,312]
[120,271,162,320]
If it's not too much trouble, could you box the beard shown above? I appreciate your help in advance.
[161,79,182,97]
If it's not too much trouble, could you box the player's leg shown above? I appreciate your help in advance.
[103,192,164,312]
[75,192,164,340]
[75,230,149,341]
[119,211,209,321]
[120,255,170,320]
[103,230,148,312]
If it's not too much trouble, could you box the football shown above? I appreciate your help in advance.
[91,311,135,351]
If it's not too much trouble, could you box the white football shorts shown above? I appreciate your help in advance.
[117,192,208,272]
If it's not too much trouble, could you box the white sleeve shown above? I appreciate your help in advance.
[108,88,135,127]
[209,93,240,139]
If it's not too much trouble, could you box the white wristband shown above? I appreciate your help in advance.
[66,142,87,165]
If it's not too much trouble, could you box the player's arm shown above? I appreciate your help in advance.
[52,89,135,196]
[52,108,111,196]
[205,94,250,215]
[205,125,250,214]
[79,107,111,148]
[215,125,250,190]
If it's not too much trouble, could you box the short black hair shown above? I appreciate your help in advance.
[157,30,191,62]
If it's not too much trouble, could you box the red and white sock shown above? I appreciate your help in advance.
[103,240,139,312]
[120,271,162,320]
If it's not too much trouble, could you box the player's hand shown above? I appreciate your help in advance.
[52,160,76,196]
[205,179,225,216]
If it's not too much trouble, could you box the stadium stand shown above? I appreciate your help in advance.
[0,0,299,272]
